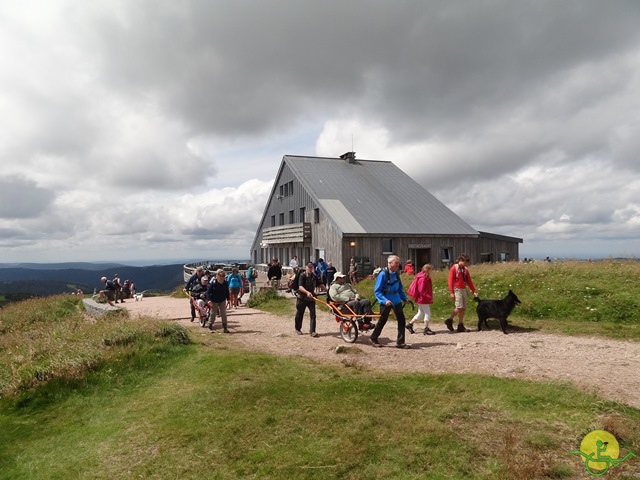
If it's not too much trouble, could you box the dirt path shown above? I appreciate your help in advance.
[120,296,640,409]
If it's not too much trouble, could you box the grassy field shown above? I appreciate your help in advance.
[1,260,639,479]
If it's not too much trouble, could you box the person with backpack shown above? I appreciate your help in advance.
[226,267,243,308]
[246,262,258,296]
[370,255,410,349]
[286,265,301,294]
[99,276,117,306]
[445,253,478,333]
[405,264,435,335]
[294,262,319,337]
[184,266,206,321]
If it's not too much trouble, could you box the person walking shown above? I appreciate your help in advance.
[325,261,337,286]
[445,253,478,333]
[294,262,319,337]
[207,269,230,333]
[370,255,410,349]
[226,267,243,308]
[246,262,258,296]
[405,264,435,335]
[267,258,283,288]
[403,260,415,275]
[183,266,205,321]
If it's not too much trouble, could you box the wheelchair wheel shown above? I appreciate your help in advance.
[199,311,209,328]
[339,319,358,343]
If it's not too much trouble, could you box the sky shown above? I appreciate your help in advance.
[1,0,640,265]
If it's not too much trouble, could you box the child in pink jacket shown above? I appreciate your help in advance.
[405,264,435,335]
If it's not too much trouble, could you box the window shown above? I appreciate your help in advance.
[382,238,393,254]
[279,185,284,197]
[284,183,289,197]
[314,208,320,224]
[300,207,305,222]
[279,213,284,225]
[289,210,294,224]
[499,252,510,262]
[442,247,453,263]
[270,215,275,227]
[288,180,293,196]
[480,253,493,263]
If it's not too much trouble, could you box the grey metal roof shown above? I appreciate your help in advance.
[284,155,478,236]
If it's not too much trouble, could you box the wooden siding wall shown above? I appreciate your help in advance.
[338,235,519,273]
[254,163,319,265]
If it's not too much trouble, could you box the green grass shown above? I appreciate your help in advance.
[2,342,638,479]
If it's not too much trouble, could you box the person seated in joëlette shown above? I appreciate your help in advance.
[328,272,373,316]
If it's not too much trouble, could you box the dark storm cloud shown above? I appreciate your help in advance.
[3,0,640,261]
[0,176,55,219]
[83,1,640,141]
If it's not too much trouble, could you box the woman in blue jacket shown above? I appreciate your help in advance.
[227,267,243,308]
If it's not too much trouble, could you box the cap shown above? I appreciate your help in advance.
[334,271,346,278]
[306,262,315,267]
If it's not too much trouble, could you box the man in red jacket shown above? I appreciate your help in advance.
[445,254,478,333]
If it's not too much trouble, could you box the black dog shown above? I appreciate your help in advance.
[474,290,521,334]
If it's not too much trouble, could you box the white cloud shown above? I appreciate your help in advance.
[2,0,640,262]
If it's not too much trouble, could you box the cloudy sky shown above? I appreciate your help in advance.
[2,0,640,265]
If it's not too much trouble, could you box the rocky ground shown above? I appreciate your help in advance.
[120,295,640,409]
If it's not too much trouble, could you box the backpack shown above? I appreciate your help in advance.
[379,267,405,299]
[407,277,419,299]
[288,269,302,291]
[251,268,258,279]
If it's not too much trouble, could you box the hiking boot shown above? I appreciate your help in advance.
[295,330,303,335]
[445,318,454,332]
[310,332,319,338]
[208,322,215,331]
[223,328,230,333]
[405,323,415,334]
[423,327,435,335]
[370,338,382,348]
[190,317,195,322]
[396,343,411,349]
[457,323,470,333]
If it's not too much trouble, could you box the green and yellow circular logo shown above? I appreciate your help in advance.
[571,429,636,476]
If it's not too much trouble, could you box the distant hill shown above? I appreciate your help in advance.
[0,262,125,271]
[0,264,185,305]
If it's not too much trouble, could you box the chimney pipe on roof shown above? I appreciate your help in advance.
[340,151,357,164]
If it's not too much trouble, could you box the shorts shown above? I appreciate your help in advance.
[100,289,115,301]
[230,287,240,295]
[454,288,468,310]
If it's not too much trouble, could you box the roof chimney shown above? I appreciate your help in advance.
[340,151,357,164]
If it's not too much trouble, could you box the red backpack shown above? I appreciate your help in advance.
[408,277,419,299]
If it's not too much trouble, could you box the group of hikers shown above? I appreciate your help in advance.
[290,253,478,347]
[98,274,137,306]
[187,253,477,349]
[183,264,259,333]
